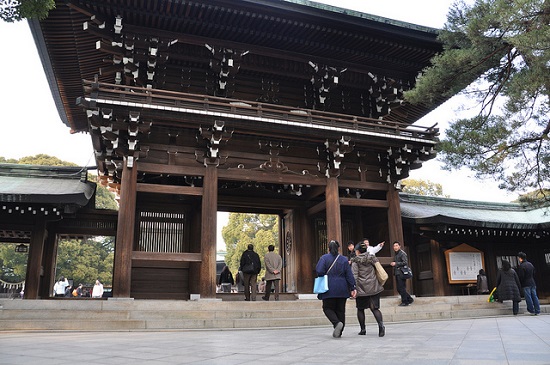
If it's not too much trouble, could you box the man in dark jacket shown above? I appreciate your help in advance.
[239,244,262,301]
[517,252,540,315]
[390,241,414,306]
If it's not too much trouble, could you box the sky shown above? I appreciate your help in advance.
[0,0,516,203]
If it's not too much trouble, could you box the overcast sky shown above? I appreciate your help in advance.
[0,0,515,203]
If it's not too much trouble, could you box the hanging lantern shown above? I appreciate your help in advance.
[15,244,29,253]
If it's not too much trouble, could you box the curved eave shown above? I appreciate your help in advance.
[0,177,96,207]
[27,18,71,129]
[400,194,550,230]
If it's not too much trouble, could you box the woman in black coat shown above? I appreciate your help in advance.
[496,260,522,315]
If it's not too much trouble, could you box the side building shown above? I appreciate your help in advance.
[401,194,550,298]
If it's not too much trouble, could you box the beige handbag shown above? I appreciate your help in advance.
[373,261,388,286]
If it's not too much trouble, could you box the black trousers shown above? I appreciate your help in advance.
[322,297,348,328]
[396,275,413,304]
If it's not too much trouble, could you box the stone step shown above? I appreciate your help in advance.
[0,296,546,331]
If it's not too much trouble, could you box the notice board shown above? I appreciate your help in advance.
[444,243,485,284]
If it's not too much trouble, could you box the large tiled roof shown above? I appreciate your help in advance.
[0,164,96,206]
[29,0,445,132]
[400,194,550,229]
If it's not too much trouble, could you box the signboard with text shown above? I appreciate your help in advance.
[444,244,485,284]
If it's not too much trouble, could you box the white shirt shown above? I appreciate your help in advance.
[92,283,104,298]
[53,280,69,295]
[367,243,383,255]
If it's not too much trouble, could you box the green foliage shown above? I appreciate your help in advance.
[88,174,119,210]
[222,213,279,279]
[0,244,28,282]
[17,154,76,166]
[514,189,550,206]
[401,178,449,197]
[0,156,18,164]
[55,236,114,287]
[406,0,550,204]
[1,0,55,22]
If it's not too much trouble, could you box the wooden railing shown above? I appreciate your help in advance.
[82,80,439,143]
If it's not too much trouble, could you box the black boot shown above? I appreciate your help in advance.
[378,323,385,337]
[358,328,366,335]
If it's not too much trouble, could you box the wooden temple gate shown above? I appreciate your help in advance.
[28,0,445,299]
[80,82,427,299]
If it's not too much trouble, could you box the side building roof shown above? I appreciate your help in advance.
[0,164,96,207]
[400,193,550,230]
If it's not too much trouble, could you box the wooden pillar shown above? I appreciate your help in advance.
[24,220,47,299]
[294,208,315,293]
[387,185,407,295]
[39,231,57,298]
[325,177,342,246]
[199,164,218,298]
[430,239,446,296]
[387,186,404,244]
[187,207,202,295]
[113,159,138,298]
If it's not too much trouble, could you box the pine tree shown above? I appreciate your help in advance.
[406,0,550,205]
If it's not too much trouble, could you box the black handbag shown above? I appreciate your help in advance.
[242,261,255,274]
[400,265,413,279]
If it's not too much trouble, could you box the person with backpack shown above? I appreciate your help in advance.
[239,244,261,301]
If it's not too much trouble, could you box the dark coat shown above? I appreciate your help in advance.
[351,252,384,297]
[315,253,355,300]
[393,249,409,277]
[218,268,234,285]
[239,249,261,275]
[517,260,537,288]
[496,268,521,302]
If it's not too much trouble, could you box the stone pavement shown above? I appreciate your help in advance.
[1,315,549,365]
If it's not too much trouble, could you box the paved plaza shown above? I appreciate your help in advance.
[1,315,549,365]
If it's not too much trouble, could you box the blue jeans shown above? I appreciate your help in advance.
[523,286,541,314]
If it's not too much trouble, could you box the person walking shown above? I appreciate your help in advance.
[496,259,522,315]
[53,276,69,298]
[263,245,282,301]
[351,242,385,337]
[218,265,235,293]
[390,241,414,306]
[316,240,356,338]
[239,244,262,301]
[92,280,104,298]
[517,252,540,315]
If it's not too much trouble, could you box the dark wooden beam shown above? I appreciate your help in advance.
[218,168,325,186]
[338,179,389,191]
[132,251,201,262]
[339,198,388,208]
[307,201,326,216]
[138,162,205,176]
[137,183,203,196]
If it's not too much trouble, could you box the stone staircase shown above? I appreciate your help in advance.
[0,295,547,331]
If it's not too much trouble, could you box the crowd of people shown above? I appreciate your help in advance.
[218,244,283,301]
[315,238,542,339]
[54,240,542,338]
[52,277,105,298]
